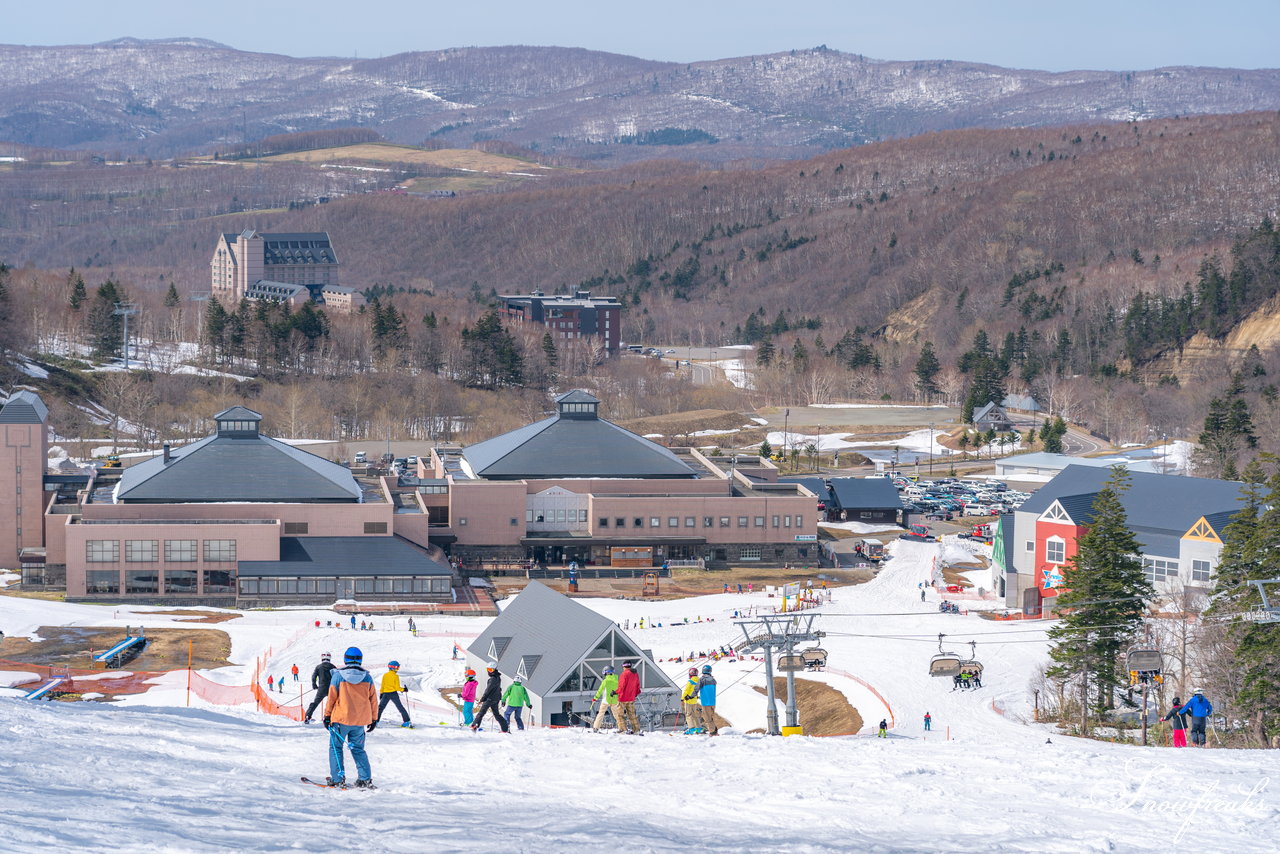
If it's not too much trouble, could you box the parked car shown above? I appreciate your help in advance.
[963,504,994,516]
[406,455,418,466]
[354,451,367,464]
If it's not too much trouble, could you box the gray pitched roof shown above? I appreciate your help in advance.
[973,402,1006,423]
[779,476,833,505]
[556,390,599,404]
[115,433,360,502]
[826,477,905,511]
[1019,465,1245,537]
[0,391,47,424]
[237,536,452,577]
[214,405,261,421]
[470,581,616,697]
[1001,394,1043,412]
[462,408,696,480]
[468,581,678,698]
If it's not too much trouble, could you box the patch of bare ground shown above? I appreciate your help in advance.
[750,677,863,736]
[138,610,242,624]
[0,626,232,671]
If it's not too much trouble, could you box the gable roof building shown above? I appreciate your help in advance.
[467,581,679,727]
[211,229,342,307]
[460,391,696,480]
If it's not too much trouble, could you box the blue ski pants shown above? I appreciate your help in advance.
[328,723,371,783]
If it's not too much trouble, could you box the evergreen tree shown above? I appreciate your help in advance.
[67,268,86,311]
[1198,396,1257,478]
[290,302,329,345]
[1042,416,1067,454]
[791,339,808,374]
[203,297,228,360]
[541,332,558,368]
[461,310,524,388]
[1047,467,1153,732]
[1205,460,1280,744]
[759,439,773,459]
[914,341,941,399]
[755,336,776,367]
[86,279,124,359]
[163,282,180,308]
[0,263,11,357]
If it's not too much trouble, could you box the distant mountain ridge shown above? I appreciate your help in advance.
[0,41,1278,159]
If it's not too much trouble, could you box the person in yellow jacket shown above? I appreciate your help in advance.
[375,660,413,728]
[591,665,623,732]
[680,667,702,733]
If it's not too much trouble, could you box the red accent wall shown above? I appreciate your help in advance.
[1034,519,1086,598]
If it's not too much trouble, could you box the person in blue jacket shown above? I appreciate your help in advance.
[696,664,718,735]
[1182,689,1213,747]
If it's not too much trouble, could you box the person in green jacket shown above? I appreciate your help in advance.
[501,676,533,731]
[591,665,623,732]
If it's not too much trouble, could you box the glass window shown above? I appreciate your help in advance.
[579,510,588,522]
[86,540,119,563]
[375,579,392,593]
[278,578,298,595]
[754,517,765,527]
[784,516,791,528]
[203,570,233,594]
[685,517,696,528]
[1142,557,1179,584]
[258,578,278,595]
[741,546,762,561]
[599,517,609,528]
[86,570,119,594]
[164,570,197,594]
[393,579,412,594]
[355,578,374,594]
[669,517,679,528]
[1025,540,1035,552]
[703,516,713,528]
[204,540,237,562]
[772,515,781,528]
[737,516,748,527]
[719,517,730,528]
[284,522,309,535]
[616,518,626,528]
[299,578,316,594]
[1191,559,1212,583]
[634,518,644,528]
[795,515,805,529]
[316,579,337,595]
[125,570,159,594]
[125,540,158,562]
[651,517,662,528]
[526,510,535,522]
[239,578,259,595]
[364,522,388,534]
[1046,539,1065,564]
[165,540,197,562]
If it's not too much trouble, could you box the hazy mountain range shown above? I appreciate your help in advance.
[2,39,1279,159]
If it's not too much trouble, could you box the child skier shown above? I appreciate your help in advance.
[1162,697,1189,748]
[304,652,335,724]
[460,669,478,726]
[924,712,932,732]
[501,676,533,731]
[267,675,274,692]
[376,660,412,728]
[323,646,379,788]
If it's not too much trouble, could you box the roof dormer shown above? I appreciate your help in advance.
[555,390,599,420]
[213,405,262,438]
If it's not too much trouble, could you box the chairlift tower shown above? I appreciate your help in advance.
[113,303,138,369]
[1248,579,1280,623]
[734,613,824,735]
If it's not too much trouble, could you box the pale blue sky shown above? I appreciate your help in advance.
[6,0,1278,71]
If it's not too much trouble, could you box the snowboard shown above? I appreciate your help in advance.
[301,777,377,791]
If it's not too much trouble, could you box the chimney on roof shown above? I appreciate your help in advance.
[576,290,590,299]
[532,288,544,297]
[163,443,171,464]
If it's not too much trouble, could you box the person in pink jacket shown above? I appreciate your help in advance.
[460,669,478,726]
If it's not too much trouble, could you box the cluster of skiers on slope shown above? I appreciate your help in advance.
[678,665,719,735]
[1162,691,1214,747]
[459,664,534,733]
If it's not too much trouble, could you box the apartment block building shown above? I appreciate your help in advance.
[498,290,622,353]
[211,230,360,310]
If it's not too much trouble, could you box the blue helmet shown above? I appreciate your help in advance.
[344,646,363,664]
[387,660,400,669]
[702,665,712,673]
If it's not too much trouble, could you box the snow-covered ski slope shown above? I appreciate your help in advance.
[1,540,1275,853]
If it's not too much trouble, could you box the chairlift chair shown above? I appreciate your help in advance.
[1125,647,1164,686]
[801,647,828,671]
[929,633,962,677]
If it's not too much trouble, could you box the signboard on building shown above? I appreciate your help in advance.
[794,534,817,542]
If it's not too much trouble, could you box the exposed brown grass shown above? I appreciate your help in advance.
[751,676,863,736]
[138,610,241,624]
[263,143,541,172]
[0,626,232,671]
[618,409,748,436]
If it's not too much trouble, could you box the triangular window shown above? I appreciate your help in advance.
[1041,501,1070,523]
[517,655,541,682]
[488,637,511,661]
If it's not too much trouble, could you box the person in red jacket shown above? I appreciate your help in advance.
[616,661,642,734]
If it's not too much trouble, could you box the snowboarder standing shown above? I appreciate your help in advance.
[1162,697,1189,748]
[681,667,701,733]
[323,646,379,788]
[697,664,718,735]
[501,676,533,731]
[878,719,888,738]
[592,665,623,732]
[376,660,412,728]
[471,663,509,732]
[1182,689,1213,747]
[304,653,335,724]
[460,669,478,726]
[615,661,642,734]
[924,712,932,732]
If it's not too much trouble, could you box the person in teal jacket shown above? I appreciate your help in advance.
[502,676,533,731]
[592,666,623,732]
[696,665,718,735]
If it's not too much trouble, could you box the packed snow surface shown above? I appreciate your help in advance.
[1,541,1275,852]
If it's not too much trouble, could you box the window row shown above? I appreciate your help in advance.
[596,515,805,530]
[238,577,450,595]
[86,539,236,563]
[528,509,589,523]
[85,569,233,595]
[1142,557,1179,584]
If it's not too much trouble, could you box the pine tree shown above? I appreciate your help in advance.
[759,439,773,459]
[1047,467,1153,733]
[163,282,180,308]
[1205,461,1280,744]
[86,279,124,359]
[203,297,228,360]
[914,341,941,399]
[755,336,776,367]
[67,268,86,311]
[541,332,558,368]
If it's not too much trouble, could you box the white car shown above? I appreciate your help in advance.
[964,504,993,516]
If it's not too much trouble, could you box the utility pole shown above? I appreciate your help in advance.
[782,408,790,472]
[1141,624,1151,746]
[928,422,935,476]
[113,303,138,369]
[734,613,824,735]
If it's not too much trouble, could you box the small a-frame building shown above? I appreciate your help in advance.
[467,581,679,727]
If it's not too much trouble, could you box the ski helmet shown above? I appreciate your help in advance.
[465,669,476,677]
[387,660,400,669]
[344,646,363,664]
[623,661,634,669]
[320,653,332,661]
[688,667,698,677]
[702,664,712,673]
[602,666,614,674]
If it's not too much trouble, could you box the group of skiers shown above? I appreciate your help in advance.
[678,664,719,735]
[590,660,646,733]
[951,669,981,690]
[462,662,533,733]
[1162,690,1214,747]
